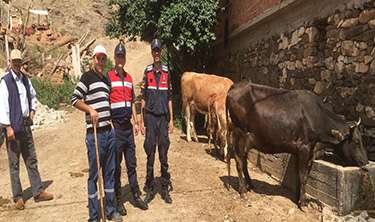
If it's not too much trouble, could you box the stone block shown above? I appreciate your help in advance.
[339,25,369,40]
[278,34,289,50]
[321,70,332,82]
[341,40,360,56]
[295,60,304,70]
[304,47,318,57]
[353,28,375,42]
[365,106,375,119]
[370,60,375,73]
[286,61,296,71]
[314,81,327,95]
[341,18,359,28]
[305,26,319,42]
[355,62,369,73]
[368,19,375,28]
[308,78,317,85]
[357,42,368,50]
[364,56,373,65]
[325,57,335,70]
[359,9,375,24]
[336,61,345,74]
[248,150,375,215]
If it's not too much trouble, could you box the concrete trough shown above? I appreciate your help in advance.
[248,150,375,215]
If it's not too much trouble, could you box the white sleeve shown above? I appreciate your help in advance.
[29,79,38,111]
[0,80,10,125]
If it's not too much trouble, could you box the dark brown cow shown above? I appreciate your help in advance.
[226,80,369,208]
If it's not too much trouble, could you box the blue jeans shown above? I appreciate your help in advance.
[113,119,140,201]
[85,128,116,221]
[6,126,43,201]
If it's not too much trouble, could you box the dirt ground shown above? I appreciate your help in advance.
[0,1,325,221]
[0,109,324,222]
[0,38,323,220]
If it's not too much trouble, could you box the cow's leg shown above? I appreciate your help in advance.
[190,108,199,142]
[219,111,229,159]
[242,156,253,191]
[184,102,192,142]
[297,145,314,209]
[206,113,212,149]
[234,152,247,198]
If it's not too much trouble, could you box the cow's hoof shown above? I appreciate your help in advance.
[298,199,308,211]
[240,193,246,199]
[192,137,199,142]
[224,183,231,190]
[246,183,253,191]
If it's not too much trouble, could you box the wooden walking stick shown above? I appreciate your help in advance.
[94,125,106,222]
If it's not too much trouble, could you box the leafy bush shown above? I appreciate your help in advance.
[104,58,114,76]
[31,78,77,110]
[106,0,219,55]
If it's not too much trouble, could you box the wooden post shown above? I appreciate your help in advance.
[71,43,81,78]
[5,34,9,66]
[21,0,32,51]
[0,0,2,25]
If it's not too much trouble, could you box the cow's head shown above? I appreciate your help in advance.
[331,118,368,167]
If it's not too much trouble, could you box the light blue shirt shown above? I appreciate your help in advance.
[0,69,38,125]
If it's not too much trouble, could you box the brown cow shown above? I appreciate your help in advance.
[181,72,233,156]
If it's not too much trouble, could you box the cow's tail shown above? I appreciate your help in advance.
[225,93,232,189]
[207,100,212,146]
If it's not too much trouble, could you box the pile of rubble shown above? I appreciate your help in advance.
[32,100,67,129]
[321,209,375,222]
[342,211,375,222]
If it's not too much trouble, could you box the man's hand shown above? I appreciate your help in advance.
[169,120,174,134]
[89,109,99,126]
[134,123,139,136]
[6,126,15,141]
[29,110,35,121]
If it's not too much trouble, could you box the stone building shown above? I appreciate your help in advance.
[210,0,375,152]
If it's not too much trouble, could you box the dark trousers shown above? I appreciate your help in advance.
[85,128,116,221]
[143,113,171,190]
[6,126,43,201]
[113,120,140,201]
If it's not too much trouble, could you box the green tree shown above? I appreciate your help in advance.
[106,0,219,57]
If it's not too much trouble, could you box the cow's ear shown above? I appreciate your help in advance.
[331,129,345,141]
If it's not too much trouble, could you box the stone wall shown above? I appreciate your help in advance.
[211,0,375,150]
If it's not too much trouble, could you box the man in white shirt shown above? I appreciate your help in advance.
[0,49,53,210]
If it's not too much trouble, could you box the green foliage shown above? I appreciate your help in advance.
[31,78,77,110]
[104,58,114,76]
[159,0,218,53]
[106,0,219,54]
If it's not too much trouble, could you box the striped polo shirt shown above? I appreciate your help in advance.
[71,69,111,131]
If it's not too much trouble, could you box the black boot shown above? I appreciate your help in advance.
[161,188,172,204]
[143,186,156,204]
[133,193,148,210]
[116,202,127,216]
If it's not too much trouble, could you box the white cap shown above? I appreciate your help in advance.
[93,45,107,57]
[10,49,22,60]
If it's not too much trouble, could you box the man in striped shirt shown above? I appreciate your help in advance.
[71,45,122,222]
